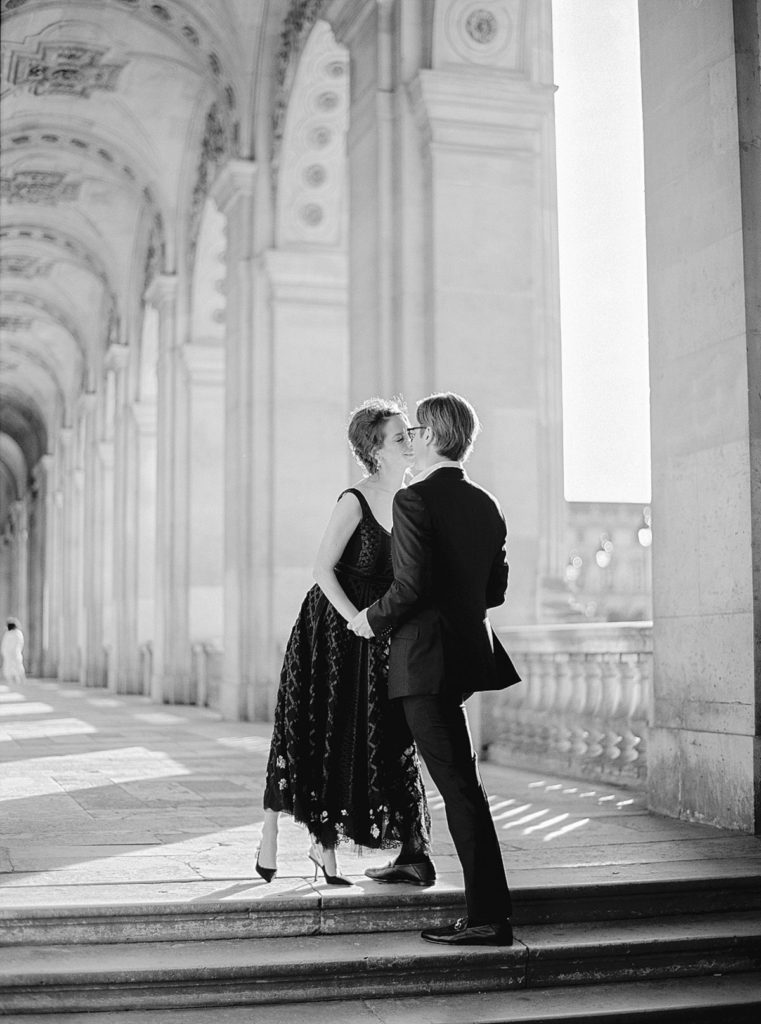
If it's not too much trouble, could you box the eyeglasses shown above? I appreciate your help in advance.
[406,426,426,441]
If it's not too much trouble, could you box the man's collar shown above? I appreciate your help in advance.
[409,460,463,485]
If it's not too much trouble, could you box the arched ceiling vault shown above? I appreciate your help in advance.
[0,0,265,485]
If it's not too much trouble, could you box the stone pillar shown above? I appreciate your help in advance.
[262,249,349,691]
[42,456,61,678]
[57,427,79,681]
[106,344,132,692]
[328,0,565,625]
[81,385,109,689]
[146,274,186,703]
[212,159,259,720]
[132,401,157,694]
[639,0,760,831]
[27,456,52,676]
[181,343,225,658]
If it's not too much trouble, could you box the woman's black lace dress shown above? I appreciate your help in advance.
[263,488,431,852]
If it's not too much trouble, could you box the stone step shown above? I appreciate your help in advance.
[2,871,758,946]
[7,974,761,1024]
[1,912,759,1014]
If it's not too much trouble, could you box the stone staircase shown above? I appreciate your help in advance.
[1,871,760,1019]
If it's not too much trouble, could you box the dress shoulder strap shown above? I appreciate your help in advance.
[338,487,370,515]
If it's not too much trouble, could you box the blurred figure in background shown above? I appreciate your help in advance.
[1,619,26,685]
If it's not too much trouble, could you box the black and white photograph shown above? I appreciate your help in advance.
[0,0,759,1020]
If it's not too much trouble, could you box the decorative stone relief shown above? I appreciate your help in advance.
[6,41,126,97]
[0,226,109,285]
[143,213,164,296]
[273,0,327,153]
[433,0,525,71]
[465,9,498,44]
[0,171,82,204]
[0,254,53,277]
[275,19,348,247]
[0,0,238,143]
[0,314,33,331]
[186,104,230,269]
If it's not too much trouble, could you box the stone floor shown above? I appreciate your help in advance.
[1,678,760,911]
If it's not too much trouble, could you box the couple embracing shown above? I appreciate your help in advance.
[258,392,520,947]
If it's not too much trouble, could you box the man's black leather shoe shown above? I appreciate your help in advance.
[364,858,436,887]
[421,916,513,946]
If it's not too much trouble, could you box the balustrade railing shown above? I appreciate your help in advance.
[487,622,653,788]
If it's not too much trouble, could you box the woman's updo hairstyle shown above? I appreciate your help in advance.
[348,397,406,475]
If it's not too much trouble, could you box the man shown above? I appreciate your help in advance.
[349,392,520,947]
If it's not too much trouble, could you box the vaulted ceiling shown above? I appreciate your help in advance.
[0,0,288,513]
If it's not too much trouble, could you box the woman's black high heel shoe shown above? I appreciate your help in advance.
[255,846,277,883]
[308,841,352,886]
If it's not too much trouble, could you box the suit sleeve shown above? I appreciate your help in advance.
[366,487,432,635]
[486,523,509,609]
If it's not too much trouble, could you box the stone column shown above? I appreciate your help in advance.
[56,427,79,681]
[639,0,760,831]
[27,456,52,676]
[327,0,565,625]
[212,159,259,720]
[132,401,158,694]
[262,249,349,696]
[42,455,61,678]
[180,343,225,659]
[146,274,184,703]
[106,344,132,692]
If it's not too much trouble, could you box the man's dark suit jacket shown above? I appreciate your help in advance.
[366,466,521,700]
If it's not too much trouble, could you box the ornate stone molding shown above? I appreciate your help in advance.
[144,273,177,311]
[211,158,257,215]
[275,19,348,247]
[0,225,110,286]
[0,0,238,127]
[0,170,82,204]
[433,0,528,72]
[3,128,159,204]
[1,291,84,356]
[273,0,328,152]
[187,104,231,269]
[143,213,165,296]
[0,313,33,331]
[409,68,552,157]
[0,254,53,277]
[6,40,126,97]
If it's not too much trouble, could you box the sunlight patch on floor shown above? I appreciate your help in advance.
[0,718,97,741]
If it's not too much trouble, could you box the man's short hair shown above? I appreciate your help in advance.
[417,392,481,462]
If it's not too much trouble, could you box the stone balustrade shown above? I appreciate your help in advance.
[486,622,653,788]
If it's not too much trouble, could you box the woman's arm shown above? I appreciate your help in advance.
[313,492,363,622]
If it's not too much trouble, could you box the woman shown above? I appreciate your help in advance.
[258,398,431,884]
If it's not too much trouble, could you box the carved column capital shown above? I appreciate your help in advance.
[105,343,130,372]
[212,159,257,215]
[144,273,178,311]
